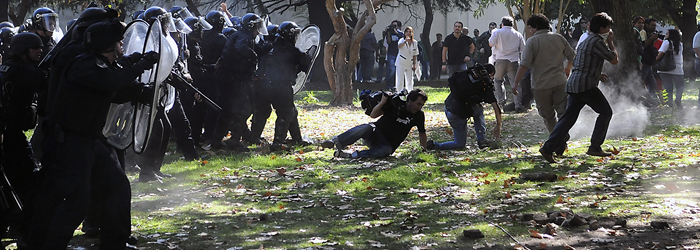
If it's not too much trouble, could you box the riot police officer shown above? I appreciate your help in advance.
[209,13,268,151]
[199,10,229,143]
[135,6,180,182]
[0,27,16,64]
[249,23,279,145]
[258,21,313,150]
[183,16,212,146]
[28,20,159,249]
[28,7,59,60]
[0,32,47,245]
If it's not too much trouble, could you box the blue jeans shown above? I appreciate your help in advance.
[696,58,700,105]
[435,106,486,150]
[542,87,612,153]
[385,55,397,89]
[377,58,386,82]
[336,123,393,158]
[659,73,684,105]
[446,63,467,77]
[420,59,429,80]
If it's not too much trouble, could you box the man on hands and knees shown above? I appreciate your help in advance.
[322,89,428,159]
[539,12,618,163]
[427,64,501,150]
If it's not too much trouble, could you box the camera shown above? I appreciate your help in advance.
[654,30,665,40]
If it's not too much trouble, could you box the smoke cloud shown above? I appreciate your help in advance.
[568,75,650,140]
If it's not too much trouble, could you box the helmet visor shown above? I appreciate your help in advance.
[198,17,213,30]
[160,13,178,33]
[254,19,267,36]
[41,13,60,32]
[177,8,194,20]
[174,18,192,34]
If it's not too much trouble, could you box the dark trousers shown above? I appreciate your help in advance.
[136,108,171,176]
[359,49,375,82]
[542,87,612,153]
[250,82,302,145]
[167,94,199,160]
[430,58,441,80]
[30,131,130,249]
[2,127,38,238]
[212,76,254,148]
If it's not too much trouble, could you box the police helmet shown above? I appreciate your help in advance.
[76,7,117,29]
[132,10,145,21]
[32,7,59,33]
[83,20,124,52]
[9,33,43,56]
[143,6,167,24]
[144,6,177,33]
[276,21,301,42]
[66,18,77,30]
[184,16,213,31]
[0,21,14,29]
[0,27,16,45]
[222,27,237,37]
[169,6,194,20]
[230,16,241,28]
[241,13,267,35]
[205,10,229,30]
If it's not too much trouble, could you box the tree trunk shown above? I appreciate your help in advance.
[185,0,201,16]
[10,0,35,25]
[662,0,698,79]
[0,0,8,22]
[325,0,391,106]
[420,0,433,58]
[308,0,334,84]
[589,0,638,81]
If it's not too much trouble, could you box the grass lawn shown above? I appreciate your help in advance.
[5,80,700,250]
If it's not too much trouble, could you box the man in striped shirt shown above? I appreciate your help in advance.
[539,12,618,163]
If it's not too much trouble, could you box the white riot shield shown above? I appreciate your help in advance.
[133,20,164,154]
[293,25,320,94]
[102,20,150,149]
[159,34,178,111]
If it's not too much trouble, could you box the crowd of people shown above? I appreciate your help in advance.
[0,3,698,249]
[0,3,315,249]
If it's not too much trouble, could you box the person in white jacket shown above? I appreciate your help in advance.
[395,26,419,92]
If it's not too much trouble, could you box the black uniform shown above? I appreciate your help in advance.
[185,35,206,145]
[0,57,47,238]
[29,52,151,249]
[211,28,267,150]
[251,39,311,147]
[29,32,56,164]
[0,44,10,64]
[198,29,227,142]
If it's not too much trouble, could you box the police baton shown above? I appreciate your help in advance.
[168,71,222,112]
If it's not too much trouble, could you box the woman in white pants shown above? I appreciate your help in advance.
[395,26,419,92]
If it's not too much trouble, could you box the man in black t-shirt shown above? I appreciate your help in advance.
[442,21,475,77]
[322,89,428,158]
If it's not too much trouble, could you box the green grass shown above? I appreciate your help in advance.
[6,80,700,249]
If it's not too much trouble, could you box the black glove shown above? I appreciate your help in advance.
[135,51,160,70]
[121,52,143,65]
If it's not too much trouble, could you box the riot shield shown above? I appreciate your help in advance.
[133,20,164,154]
[293,25,320,94]
[102,20,149,149]
[159,34,178,111]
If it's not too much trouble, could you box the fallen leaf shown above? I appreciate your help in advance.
[556,196,564,204]
[505,191,512,199]
[539,242,548,249]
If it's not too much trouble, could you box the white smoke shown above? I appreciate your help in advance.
[568,79,650,140]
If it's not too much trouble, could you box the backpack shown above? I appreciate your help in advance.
[359,90,407,116]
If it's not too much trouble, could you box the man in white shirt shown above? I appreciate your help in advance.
[489,16,526,112]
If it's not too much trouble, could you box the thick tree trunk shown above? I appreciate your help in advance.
[10,0,35,25]
[325,0,390,106]
[308,0,334,83]
[420,0,432,58]
[590,0,638,81]
[662,0,698,78]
